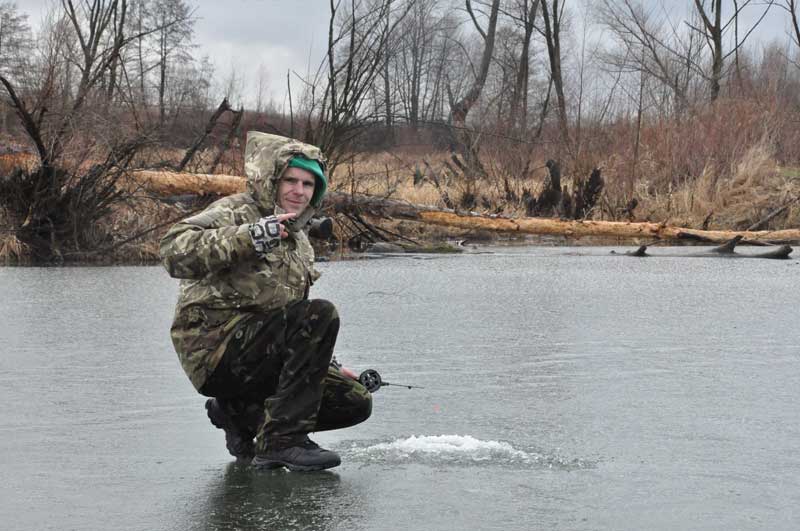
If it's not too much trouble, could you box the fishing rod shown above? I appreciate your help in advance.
[332,358,423,393]
[358,369,424,393]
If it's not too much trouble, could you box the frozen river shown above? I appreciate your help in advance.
[1,246,799,530]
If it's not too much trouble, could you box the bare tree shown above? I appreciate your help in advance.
[595,0,704,114]
[0,1,31,134]
[129,0,151,105]
[539,0,569,147]
[300,0,413,167]
[0,0,200,260]
[149,0,194,125]
[395,0,438,127]
[504,0,541,133]
[385,1,463,129]
[253,63,269,114]
[779,0,800,67]
[380,1,395,128]
[450,0,501,129]
[104,0,128,101]
[0,2,30,80]
[17,0,137,166]
[490,24,524,125]
[689,0,774,100]
[220,63,246,107]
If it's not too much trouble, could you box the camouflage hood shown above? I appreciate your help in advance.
[244,132,327,230]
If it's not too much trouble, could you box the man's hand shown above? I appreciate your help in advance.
[249,213,296,257]
[330,356,358,380]
[339,366,358,380]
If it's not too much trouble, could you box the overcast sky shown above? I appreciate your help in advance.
[188,0,332,108]
[16,0,794,109]
[19,0,333,108]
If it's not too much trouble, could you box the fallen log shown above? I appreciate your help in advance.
[131,170,800,245]
[322,192,800,245]
[618,237,793,259]
[131,170,244,196]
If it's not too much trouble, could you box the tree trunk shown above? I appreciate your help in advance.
[131,170,800,245]
[137,1,146,106]
[449,0,500,128]
[623,237,793,259]
[158,27,168,126]
[510,0,540,132]
[693,0,723,101]
[791,0,800,53]
[541,0,569,147]
[175,98,231,172]
[106,0,128,102]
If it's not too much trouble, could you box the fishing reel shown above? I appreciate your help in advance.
[358,369,423,393]
[358,369,383,393]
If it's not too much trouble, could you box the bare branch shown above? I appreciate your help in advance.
[465,0,487,40]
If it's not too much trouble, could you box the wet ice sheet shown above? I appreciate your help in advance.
[1,249,799,531]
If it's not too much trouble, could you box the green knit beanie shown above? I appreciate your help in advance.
[287,156,327,207]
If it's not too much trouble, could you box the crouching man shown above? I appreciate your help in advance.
[160,132,371,471]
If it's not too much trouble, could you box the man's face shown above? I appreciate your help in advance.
[277,166,316,214]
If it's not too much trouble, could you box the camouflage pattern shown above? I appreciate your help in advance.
[160,132,325,390]
[200,299,372,451]
[314,367,374,433]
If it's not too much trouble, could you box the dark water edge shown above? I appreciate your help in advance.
[3,234,796,267]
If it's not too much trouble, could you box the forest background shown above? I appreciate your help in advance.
[2,0,800,264]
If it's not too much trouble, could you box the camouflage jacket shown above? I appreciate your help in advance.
[160,132,325,390]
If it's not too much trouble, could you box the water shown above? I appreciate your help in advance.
[1,246,799,530]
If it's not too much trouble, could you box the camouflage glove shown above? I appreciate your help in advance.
[248,215,282,257]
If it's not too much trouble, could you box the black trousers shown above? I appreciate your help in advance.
[200,299,371,451]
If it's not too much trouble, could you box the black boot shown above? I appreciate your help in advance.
[252,435,341,472]
[205,398,255,464]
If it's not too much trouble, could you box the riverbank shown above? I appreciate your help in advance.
[3,192,798,266]
[2,146,799,265]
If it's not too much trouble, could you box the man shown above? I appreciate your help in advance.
[160,132,371,471]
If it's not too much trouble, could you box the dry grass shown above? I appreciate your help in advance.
[98,197,185,263]
[325,138,800,232]
[0,233,32,264]
[0,152,37,174]
[3,93,799,266]
[626,140,799,230]
[575,98,800,230]
[330,150,552,217]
